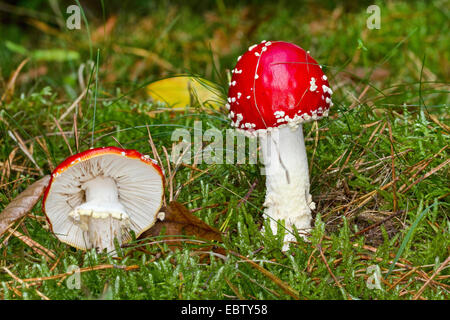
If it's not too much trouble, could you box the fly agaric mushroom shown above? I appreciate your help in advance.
[226,41,333,250]
[43,146,164,254]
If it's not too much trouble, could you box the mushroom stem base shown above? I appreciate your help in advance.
[69,209,130,254]
[259,125,315,251]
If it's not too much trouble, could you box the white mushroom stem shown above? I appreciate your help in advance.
[259,125,315,251]
[68,176,130,254]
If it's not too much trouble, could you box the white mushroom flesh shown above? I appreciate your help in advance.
[68,176,130,253]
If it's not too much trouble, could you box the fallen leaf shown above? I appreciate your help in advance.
[139,201,224,253]
[0,175,50,238]
[146,76,223,110]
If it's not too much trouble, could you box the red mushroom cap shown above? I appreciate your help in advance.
[226,41,332,134]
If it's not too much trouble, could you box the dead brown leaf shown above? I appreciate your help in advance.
[0,175,50,238]
[139,201,223,253]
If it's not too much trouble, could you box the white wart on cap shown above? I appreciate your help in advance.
[43,146,165,253]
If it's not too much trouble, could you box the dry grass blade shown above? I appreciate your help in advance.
[0,175,50,237]
[146,125,163,166]
[52,116,73,155]
[388,267,417,291]
[400,159,450,194]
[7,130,43,175]
[413,255,450,300]
[230,251,301,300]
[0,147,18,184]
[326,177,399,216]
[0,161,39,177]
[35,136,55,171]
[224,276,246,299]
[317,244,352,300]
[57,88,87,123]
[9,229,56,260]
[0,58,29,103]
[399,145,448,192]
[348,84,370,110]
[190,202,227,213]
[3,266,50,300]
[7,264,140,286]
[146,125,166,203]
[73,112,79,153]
[162,146,173,201]
[425,110,450,132]
[180,167,212,189]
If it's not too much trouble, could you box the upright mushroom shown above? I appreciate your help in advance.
[226,41,333,250]
[43,146,165,254]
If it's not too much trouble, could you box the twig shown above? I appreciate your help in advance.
[56,88,87,123]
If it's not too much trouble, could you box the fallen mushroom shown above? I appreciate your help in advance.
[226,41,333,250]
[42,146,165,254]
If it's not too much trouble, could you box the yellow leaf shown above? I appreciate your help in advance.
[147,76,223,110]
